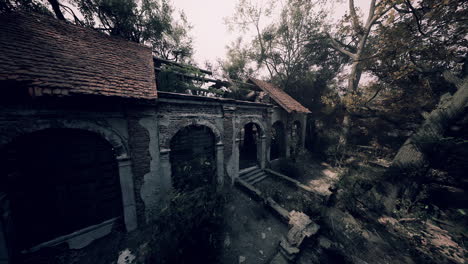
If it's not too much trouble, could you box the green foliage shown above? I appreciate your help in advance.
[150,185,227,264]
[365,1,466,101]
[224,0,345,116]
[0,0,53,14]
[158,64,225,96]
[3,0,194,63]
[75,0,194,62]
[171,151,215,191]
[220,38,255,82]
[152,11,193,62]
[158,64,201,93]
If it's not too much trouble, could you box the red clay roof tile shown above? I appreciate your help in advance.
[0,12,157,99]
[249,78,311,113]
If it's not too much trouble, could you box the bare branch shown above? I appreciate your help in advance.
[327,33,357,59]
[365,0,377,28]
[60,4,83,26]
[365,86,384,105]
[405,0,426,36]
[349,0,363,34]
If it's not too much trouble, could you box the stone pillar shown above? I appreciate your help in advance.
[222,105,237,184]
[233,138,241,183]
[301,114,307,150]
[216,143,224,186]
[259,135,267,169]
[117,157,138,232]
[267,108,274,164]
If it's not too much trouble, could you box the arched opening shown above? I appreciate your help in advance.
[170,125,216,191]
[239,122,262,169]
[270,121,286,160]
[0,129,123,263]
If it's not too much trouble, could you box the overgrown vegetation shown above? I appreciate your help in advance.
[157,64,225,96]
[149,185,227,264]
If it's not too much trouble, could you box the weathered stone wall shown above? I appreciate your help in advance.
[288,112,308,153]
[0,99,145,263]
[156,94,270,185]
[0,94,272,263]
[270,105,308,160]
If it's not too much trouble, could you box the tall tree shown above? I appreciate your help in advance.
[220,37,255,82]
[327,0,395,93]
[225,0,340,87]
[350,0,467,146]
[151,11,193,62]
[326,0,396,146]
[262,0,325,89]
[225,0,276,77]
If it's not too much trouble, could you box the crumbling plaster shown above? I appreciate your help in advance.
[0,95,306,259]
[0,107,138,253]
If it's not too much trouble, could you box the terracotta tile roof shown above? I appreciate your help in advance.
[0,12,157,99]
[249,78,311,113]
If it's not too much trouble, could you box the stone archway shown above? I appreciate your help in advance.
[162,119,222,149]
[160,119,224,189]
[0,120,137,233]
[0,120,129,160]
[290,120,303,157]
[169,125,217,191]
[237,120,267,170]
[271,121,286,160]
[0,128,134,263]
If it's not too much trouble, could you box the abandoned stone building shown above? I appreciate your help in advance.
[0,12,310,263]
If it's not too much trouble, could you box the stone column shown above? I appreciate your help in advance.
[233,138,241,183]
[267,108,274,164]
[216,143,224,186]
[117,157,138,232]
[222,105,237,184]
[285,117,291,158]
[301,114,307,150]
[259,135,267,169]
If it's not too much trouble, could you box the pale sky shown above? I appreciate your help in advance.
[171,0,371,66]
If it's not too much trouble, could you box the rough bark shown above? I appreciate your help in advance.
[370,73,468,214]
[328,0,394,146]
[391,73,468,173]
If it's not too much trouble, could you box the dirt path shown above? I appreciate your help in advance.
[221,188,288,264]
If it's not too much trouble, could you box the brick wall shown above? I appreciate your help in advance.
[126,113,152,224]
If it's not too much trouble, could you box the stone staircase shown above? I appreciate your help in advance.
[239,166,268,185]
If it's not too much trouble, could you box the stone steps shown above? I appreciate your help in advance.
[239,166,268,185]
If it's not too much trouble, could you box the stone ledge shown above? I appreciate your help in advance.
[234,178,263,201]
[265,169,317,194]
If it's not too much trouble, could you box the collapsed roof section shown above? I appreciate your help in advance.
[249,78,311,114]
[0,12,157,99]
[0,11,310,113]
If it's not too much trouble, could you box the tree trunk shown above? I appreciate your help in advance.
[339,60,363,147]
[391,75,468,174]
[339,111,351,147]
[368,74,468,214]
[48,0,66,21]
